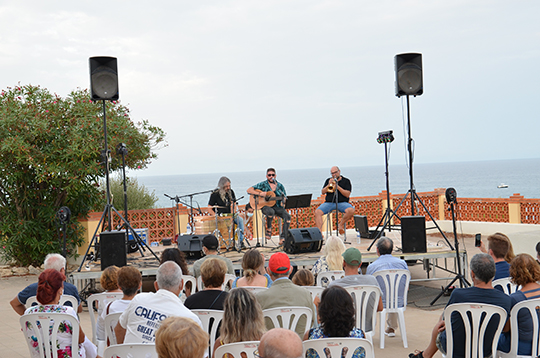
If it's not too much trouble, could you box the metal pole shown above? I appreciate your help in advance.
[102,100,112,230]
[406,95,415,215]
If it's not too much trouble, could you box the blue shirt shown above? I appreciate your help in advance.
[366,254,408,306]
[252,180,287,208]
[494,260,510,280]
[18,282,81,306]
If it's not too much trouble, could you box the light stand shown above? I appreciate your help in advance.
[116,143,129,226]
[57,206,71,259]
[430,188,470,305]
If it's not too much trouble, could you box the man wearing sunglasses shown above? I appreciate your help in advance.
[247,168,290,246]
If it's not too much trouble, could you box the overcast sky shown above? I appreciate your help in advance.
[1,1,538,177]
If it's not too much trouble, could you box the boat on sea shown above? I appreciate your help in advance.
[497,183,509,188]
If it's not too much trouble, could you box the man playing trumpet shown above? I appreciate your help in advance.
[314,166,355,235]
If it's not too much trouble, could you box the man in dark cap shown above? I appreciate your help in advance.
[192,235,234,278]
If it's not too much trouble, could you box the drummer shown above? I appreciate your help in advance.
[208,176,247,249]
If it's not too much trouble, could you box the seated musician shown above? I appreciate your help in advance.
[247,168,290,246]
[208,176,246,249]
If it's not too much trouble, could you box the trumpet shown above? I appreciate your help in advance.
[327,180,336,193]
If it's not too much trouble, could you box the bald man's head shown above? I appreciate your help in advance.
[259,328,303,358]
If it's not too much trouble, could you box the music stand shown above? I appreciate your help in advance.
[284,194,313,228]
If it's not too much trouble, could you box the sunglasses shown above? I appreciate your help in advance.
[267,173,275,177]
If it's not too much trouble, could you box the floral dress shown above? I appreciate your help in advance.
[23,304,84,358]
[306,327,366,358]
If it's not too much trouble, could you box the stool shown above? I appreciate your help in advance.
[325,210,347,240]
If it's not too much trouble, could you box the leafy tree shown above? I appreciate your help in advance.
[0,84,165,266]
[108,174,158,211]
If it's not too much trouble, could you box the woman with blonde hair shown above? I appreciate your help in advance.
[311,236,346,280]
[231,248,272,288]
[156,316,209,358]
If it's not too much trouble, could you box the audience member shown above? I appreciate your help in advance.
[10,253,82,315]
[256,252,315,337]
[258,328,303,358]
[94,265,122,343]
[498,253,540,355]
[192,235,235,278]
[292,269,315,286]
[504,236,516,263]
[115,261,202,344]
[185,258,228,310]
[231,248,272,288]
[409,253,511,358]
[213,288,266,355]
[160,248,193,296]
[479,232,511,280]
[535,241,540,264]
[155,316,208,358]
[311,235,346,286]
[328,247,383,332]
[304,286,366,358]
[366,236,408,337]
[22,269,97,358]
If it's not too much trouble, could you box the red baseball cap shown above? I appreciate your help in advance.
[268,252,290,274]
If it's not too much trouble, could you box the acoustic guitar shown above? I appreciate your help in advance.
[249,190,285,210]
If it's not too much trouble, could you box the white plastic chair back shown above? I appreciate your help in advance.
[263,306,313,337]
[231,286,268,294]
[182,274,197,294]
[87,292,123,344]
[20,312,80,358]
[443,303,507,358]
[303,337,374,358]
[304,286,324,325]
[492,277,518,295]
[103,312,123,346]
[214,341,259,358]
[344,285,381,343]
[497,297,540,358]
[26,294,79,309]
[103,343,157,358]
[316,270,345,287]
[224,274,236,290]
[192,309,224,358]
[372,269,411,348]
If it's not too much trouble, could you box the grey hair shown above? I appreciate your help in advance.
[217,176,231,190]
[376,237,393,255]
[44,253,66,271]
[470,253,496,283]
[157,261,183,291]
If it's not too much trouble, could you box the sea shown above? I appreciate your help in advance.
[134,158,540,209]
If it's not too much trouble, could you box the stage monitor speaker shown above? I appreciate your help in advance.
[401,216,426,253]
[89,56,119,101]
[177,234,204,259]
[395,53,423,97]
[354,215,369,238]
[285,228,323,255]
[100,230,127,270]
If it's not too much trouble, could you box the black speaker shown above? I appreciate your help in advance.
[100,230,127,270]
[89,56,119,101]
[177,234,204,259]
[354,215,369,238]
[395,53,423,97]
[284,228,323,254]
[401,216,426,253]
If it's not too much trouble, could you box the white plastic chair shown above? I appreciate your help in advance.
[316,270,345,287]
[492,277,519,295]
[103,312,123,346]
[497,298,540,358]
[20,312,80,358]
[344,285,381,343]
[372,269,411,348]
[182,274,197,294]
[192,309,224,358]
[103,343,157,358]
[231,286,268,294]
[304,286,324,325]
[87,292,123,344]
[303,337,374,358]
[26,294,79,309]
[442,303,507,358]
[214,341,259,358]
[263,306,313,337]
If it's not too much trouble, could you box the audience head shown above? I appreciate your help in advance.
[117,266,142,297]
[319,286,355,337]
[44,253,66,272]
[202,235,219,253]
[292,269,314,286]
[510,253,540,287]
[323,236,346,271]
[242,248,264,280]
[258,328,303,358]
[221,288,266,344]
[155,316,208,358]
[487,233,510,260]
[200,257,227,289]
[156,261,183,292]
[268,252,291,278]
[376,236,394,255]
[245,203,253,213]
[504,238,516,263]
[100,265,119,291]
[37,269,65,305]
[160,248,189,276]
[536,241,540,261]
[470,253,496,284]
[342,247,362,268]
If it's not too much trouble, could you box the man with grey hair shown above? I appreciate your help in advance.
[10,253,82,315]
[366,236,408,337]
[258,328,303,358]
[408,253,511,358]
[115,261,202,344]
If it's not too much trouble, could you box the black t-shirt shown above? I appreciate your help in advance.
[208,189,236,214]
[184,290,228,310]
[323,176,352,203]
